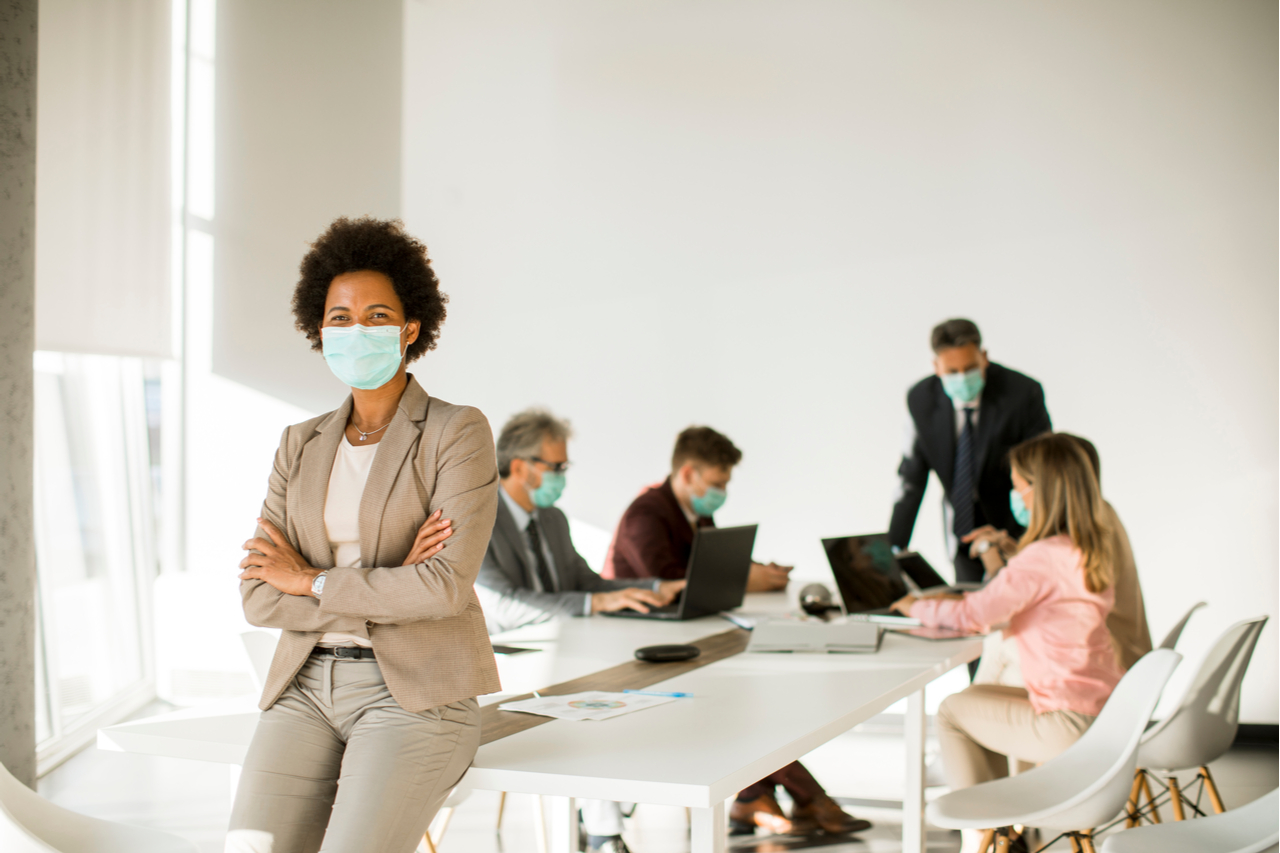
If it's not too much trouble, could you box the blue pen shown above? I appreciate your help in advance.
[623,689,693,698]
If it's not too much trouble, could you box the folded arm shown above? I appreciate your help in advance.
[317,407,499,625]
[239,426,366,634]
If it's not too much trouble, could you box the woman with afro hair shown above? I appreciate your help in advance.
[229,217,500,853]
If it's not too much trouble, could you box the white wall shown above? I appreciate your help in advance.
[402,0,1278,721]
[212,0,404,413]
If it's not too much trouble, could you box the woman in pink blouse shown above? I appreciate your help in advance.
[891,433,1123,845]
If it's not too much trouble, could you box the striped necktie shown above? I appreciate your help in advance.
[952,407,976,539]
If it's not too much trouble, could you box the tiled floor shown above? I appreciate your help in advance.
[36,701,1278,853]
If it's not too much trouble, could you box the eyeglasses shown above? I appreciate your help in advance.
[526,457,571,474]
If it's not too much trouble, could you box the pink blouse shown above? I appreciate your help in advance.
[909,535,1123,716]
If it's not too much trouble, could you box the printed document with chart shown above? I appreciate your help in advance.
[498,691,678,721]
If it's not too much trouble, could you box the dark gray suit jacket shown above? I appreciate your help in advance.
[476,494,656,635]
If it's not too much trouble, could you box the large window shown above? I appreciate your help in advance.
[33,353,165,771]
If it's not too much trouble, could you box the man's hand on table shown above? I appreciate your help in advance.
[747,562,792,592]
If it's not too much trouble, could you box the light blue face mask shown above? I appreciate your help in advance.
[940,368,985,404]
[690,486,727,518]
[1010,488,1031,527]
[322,324,404,390]
[530,471,566,508]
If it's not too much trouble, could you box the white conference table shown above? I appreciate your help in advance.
[100,593,981,853]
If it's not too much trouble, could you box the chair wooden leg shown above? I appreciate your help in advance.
[422,831,438,853]
[1125,769,1145,827]
[1201,766,1227,814]
[1139,773,1161,823]
[1166,775,1186,820]
[434,807,455,842]
[977,828,995,852]
[495,791,507,832]
[1078,830,1097,853]
[1068,832,1084,853]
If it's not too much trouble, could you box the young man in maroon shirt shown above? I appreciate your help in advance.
[603,426,870,837]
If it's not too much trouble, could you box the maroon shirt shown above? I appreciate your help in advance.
[603,477,714,581]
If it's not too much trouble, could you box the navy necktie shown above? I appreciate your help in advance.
[525,518,557,593]
[952,407,976,539]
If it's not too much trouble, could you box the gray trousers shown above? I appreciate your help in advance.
[227,656,480,853]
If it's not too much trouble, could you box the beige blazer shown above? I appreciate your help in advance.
[240,376,502,712]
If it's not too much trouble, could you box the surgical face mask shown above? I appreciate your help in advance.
[940,368,985,404]
[529,471,566,509]
[690,485,727,518]
[322,324,404,390]
[1010,488,1031,527]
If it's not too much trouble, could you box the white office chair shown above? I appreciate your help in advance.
[239,630,278,691]
[927,649,1181,853]
[1127,616,1269,823]
[0,757,197,852]
[1158,602,1206,650]
[1102,789,1279,853]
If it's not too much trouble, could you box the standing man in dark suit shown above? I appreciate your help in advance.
[889,319,1052,585]
[476,408,684,853]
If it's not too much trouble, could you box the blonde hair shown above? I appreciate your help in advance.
[1009,433,1114,593]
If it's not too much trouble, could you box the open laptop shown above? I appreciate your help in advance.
[821,533,916,626]
[821,533,984,640]
[605,524,758,621]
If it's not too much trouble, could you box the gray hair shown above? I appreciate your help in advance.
[496,408,573,478]
[930,318,982,353]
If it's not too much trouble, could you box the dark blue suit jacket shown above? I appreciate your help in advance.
[889,362,1051,556]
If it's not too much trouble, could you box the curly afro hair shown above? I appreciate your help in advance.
[292,217,448,363]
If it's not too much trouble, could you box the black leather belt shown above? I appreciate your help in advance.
[310,646,376,660]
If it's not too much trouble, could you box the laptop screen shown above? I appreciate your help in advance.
[821,533,909,613]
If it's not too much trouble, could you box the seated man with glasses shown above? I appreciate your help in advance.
[478,408,684,853]
[478,408,684,636]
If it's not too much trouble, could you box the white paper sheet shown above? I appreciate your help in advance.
[498,690,679,721]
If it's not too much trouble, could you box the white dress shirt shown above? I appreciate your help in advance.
[318,436,378,648]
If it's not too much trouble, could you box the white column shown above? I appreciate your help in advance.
[903,687,927,853]
[690,800,727,853]
[546,794,578,853]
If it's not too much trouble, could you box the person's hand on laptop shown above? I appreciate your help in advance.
[747,562,792,592]
[591,586,672,614]
[658,579,686,601]
[889,593,918,616]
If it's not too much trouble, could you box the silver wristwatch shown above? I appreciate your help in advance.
[974,540,992,555]
[311,571,328,597]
